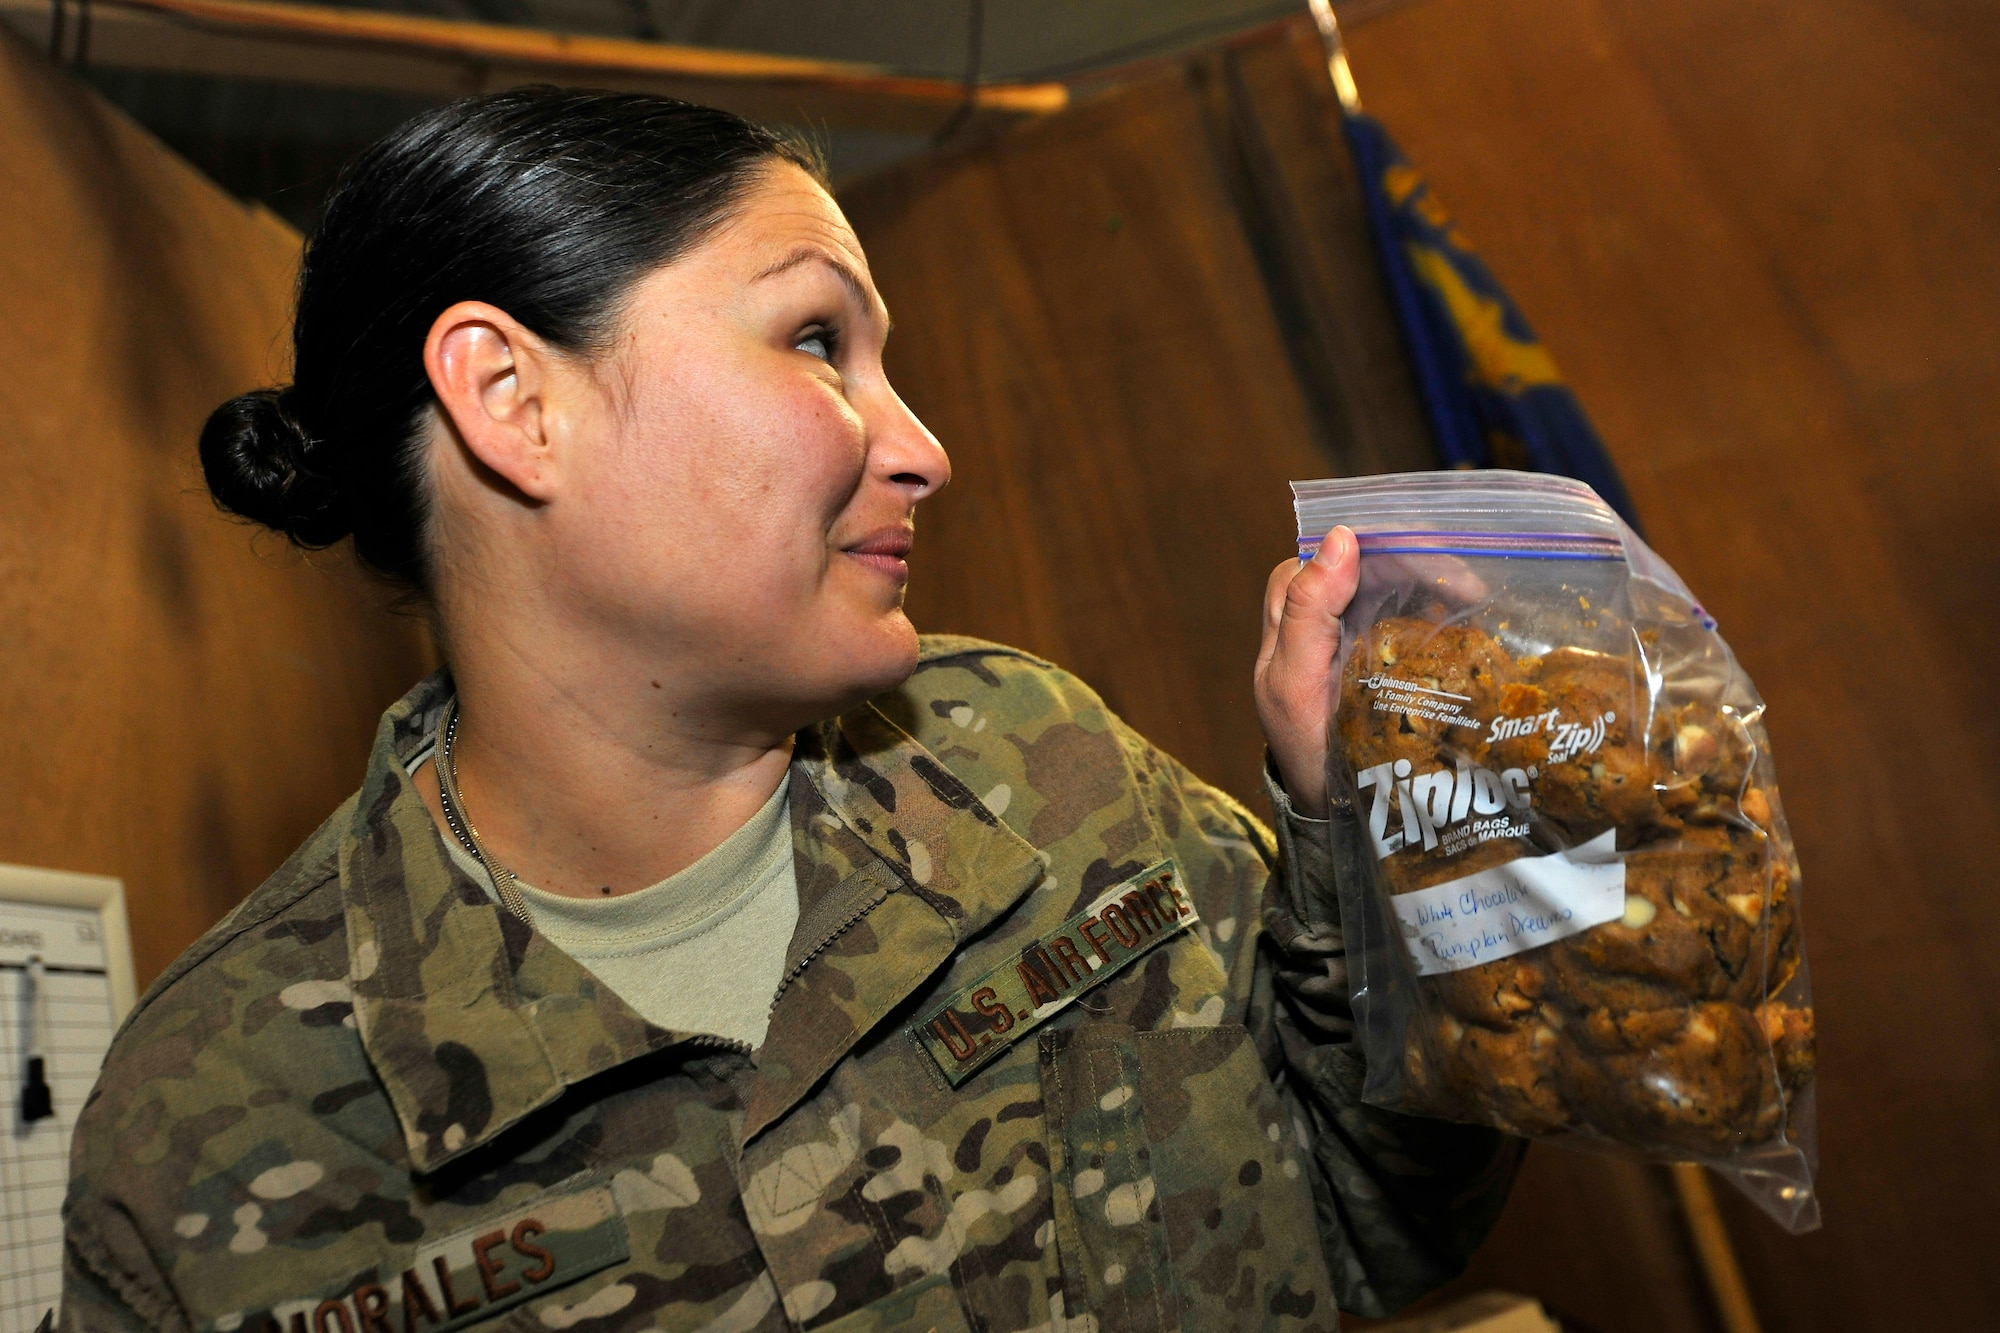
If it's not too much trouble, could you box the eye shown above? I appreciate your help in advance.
[795,326,839,363]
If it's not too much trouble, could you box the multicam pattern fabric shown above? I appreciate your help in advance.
[60,637,1519,1332]
[912,859,1197,1086]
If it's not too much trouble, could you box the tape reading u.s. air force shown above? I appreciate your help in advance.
[219,1179,629,1333]
[913,859,1196,1085]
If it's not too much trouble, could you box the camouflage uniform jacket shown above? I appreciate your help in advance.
[61,636,1516,1333]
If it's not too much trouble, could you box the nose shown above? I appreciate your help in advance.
[868,382,951,501]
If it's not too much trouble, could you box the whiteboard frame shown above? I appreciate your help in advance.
[0,862,137,1022]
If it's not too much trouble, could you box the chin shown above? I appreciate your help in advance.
[845,611,922,700]
[772,611,923,730]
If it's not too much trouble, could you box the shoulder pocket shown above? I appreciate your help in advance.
[1038,1022,1334,1332]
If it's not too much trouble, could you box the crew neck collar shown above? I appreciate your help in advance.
[517,772,792,954]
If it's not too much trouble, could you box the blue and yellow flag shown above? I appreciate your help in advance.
[1341,112,1640,528]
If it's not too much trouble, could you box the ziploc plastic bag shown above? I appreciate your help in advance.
[1295,470,1818,1231]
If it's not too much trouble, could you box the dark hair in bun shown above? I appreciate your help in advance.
[200,387,350,546]
[200,86,821,589]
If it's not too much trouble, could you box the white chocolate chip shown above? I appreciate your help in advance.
[1674,724,1718,773]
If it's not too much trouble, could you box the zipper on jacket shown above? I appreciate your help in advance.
[678,1033,753,1057]
[769,895,883,1010]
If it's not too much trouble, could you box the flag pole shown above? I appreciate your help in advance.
[1297,12,1760,1327]
[1297,0,1645,517]
[1304,0,1361,114]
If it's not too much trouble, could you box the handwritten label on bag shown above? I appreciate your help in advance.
[1393,830,1625,975]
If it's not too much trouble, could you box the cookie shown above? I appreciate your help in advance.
[1525,647,1664,836]
[1554,1001,1782,1154]
[1414,1012,1572,1138]
[1340,618,1518,774]
[1346,628,1813,1155]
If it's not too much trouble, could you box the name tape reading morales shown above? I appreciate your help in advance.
[213,1181,629,1333]
[1393,829,1626,975]
[914,859,1196,1085]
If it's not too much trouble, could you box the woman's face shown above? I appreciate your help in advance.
[520,162,950,731]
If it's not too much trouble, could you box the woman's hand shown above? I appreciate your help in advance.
[1255,526,1360,816]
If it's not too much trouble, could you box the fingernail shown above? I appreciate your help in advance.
[1317,525,1353,563]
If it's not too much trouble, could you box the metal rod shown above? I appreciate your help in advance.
[63,0,1066,113]
[929,0,986,145]
[1304,0,1362,113]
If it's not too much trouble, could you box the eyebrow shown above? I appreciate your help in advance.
[752,246,892,333]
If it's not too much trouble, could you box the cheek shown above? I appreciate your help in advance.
[738,379,869,526]
[572,349,867,603]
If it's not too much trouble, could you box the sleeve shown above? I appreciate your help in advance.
[58,1198,189,1333]
[58,1251,154,1333]
[1126,721,1522,1319]
[59,1032,196,1333]
[1255,758,1524,1318]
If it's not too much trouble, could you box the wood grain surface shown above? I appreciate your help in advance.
[0,27,429,988]
[1344,1,2000,1327]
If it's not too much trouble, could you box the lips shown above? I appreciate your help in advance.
[843,526,913,580]
[845,527,913,558]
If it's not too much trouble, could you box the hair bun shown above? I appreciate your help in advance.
[198,387,352,545]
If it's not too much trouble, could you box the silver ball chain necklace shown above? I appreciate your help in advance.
[435,696,533,922]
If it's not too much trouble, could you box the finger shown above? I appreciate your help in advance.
[1258,557,1297,674]
[1436,557,1489,606]
[1405,552,1488,607]
[1371,552,1489,609]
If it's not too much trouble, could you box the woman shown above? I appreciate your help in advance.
[61,89,1515,1332]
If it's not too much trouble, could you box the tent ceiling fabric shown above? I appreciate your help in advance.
[5,0,1368,224]
[3,0,1073,140]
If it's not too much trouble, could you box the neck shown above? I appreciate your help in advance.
[423,615,797,900]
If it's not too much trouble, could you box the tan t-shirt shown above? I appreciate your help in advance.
[432,773,799,1049]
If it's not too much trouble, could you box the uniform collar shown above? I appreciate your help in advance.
[340,673,1045,1173]
[742,703,1048,1146]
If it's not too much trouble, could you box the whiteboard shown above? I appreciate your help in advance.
[0,864,135,1328]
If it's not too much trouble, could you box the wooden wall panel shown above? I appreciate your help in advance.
[1337,0,1997,1328]
[0,29,430,988]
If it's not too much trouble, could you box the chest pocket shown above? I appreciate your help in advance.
[1038,1022,1333,1332]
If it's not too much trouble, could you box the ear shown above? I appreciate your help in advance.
[423,301,560,502]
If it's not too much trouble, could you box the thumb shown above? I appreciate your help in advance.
[1268,526,1359,683]
[1255,526,1360,814]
